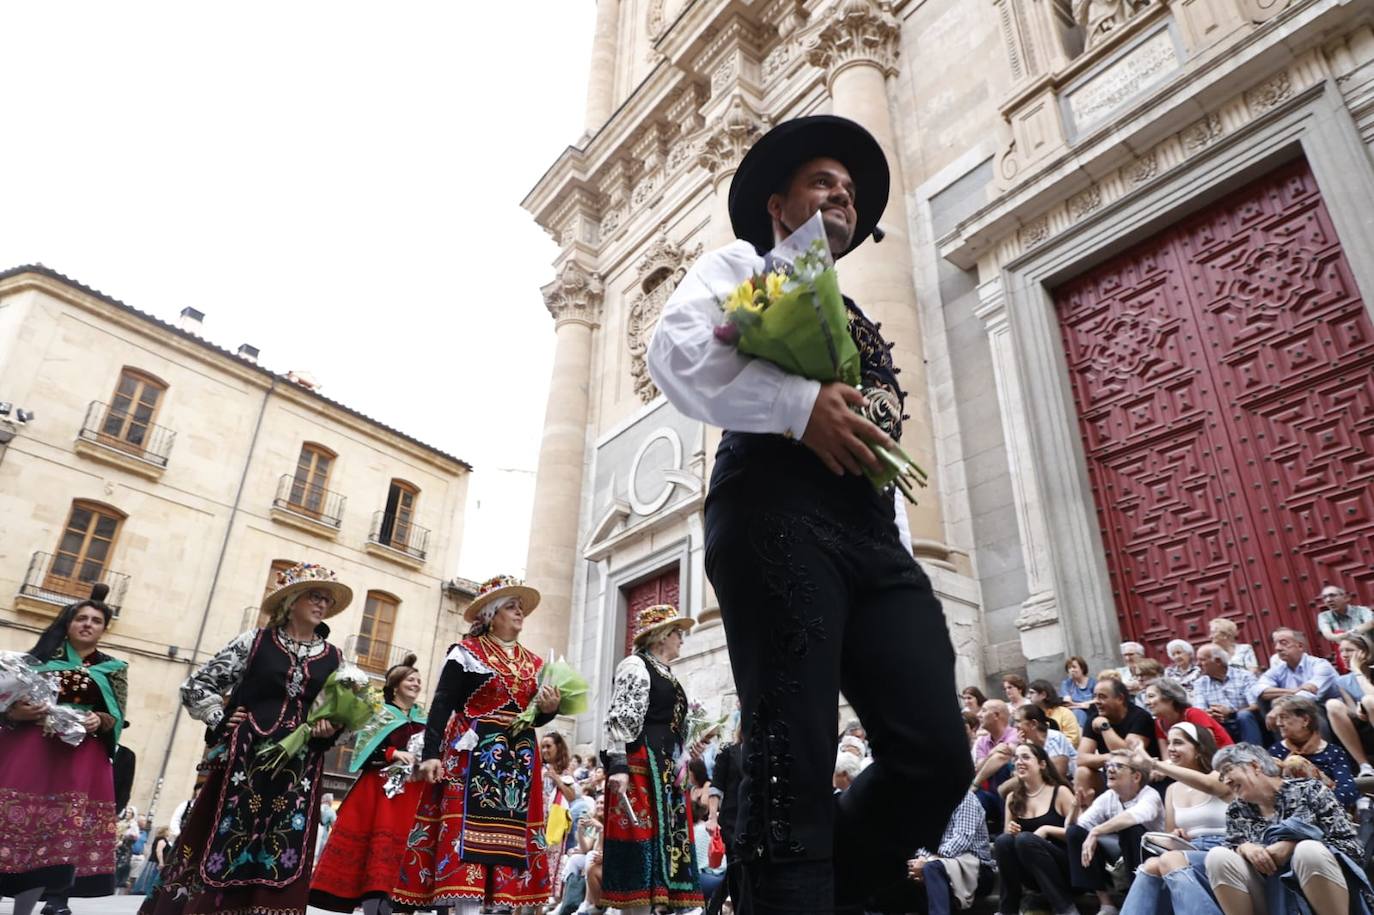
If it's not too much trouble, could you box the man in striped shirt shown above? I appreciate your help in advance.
[1190,643,1264,745]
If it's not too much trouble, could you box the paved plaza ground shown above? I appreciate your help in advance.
[0,899,348,915]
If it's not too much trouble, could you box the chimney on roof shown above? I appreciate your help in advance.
[237,344,260,363]
[179,307,205,334]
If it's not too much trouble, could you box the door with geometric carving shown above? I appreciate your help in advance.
[622,567,680,658]
[1055,160,1374,658]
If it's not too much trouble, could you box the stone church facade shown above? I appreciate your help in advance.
[522,0,1374,748]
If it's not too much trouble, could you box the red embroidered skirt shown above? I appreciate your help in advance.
[308,768,422,911]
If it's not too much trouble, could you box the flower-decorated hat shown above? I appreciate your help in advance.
[632,604,695,648]
[464,574,541,623]
[261,561,352,618]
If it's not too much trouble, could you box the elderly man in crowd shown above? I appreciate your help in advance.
[1067,750,1165,915]
[1317,585,1374,652]
[1254,628,1338,709]
[869,790,996,915]
[972,699,1020,828]
[1076,678,1155,795]
[1193,642,1264,745]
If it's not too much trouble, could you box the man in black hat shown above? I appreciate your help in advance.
[647,115,970,913]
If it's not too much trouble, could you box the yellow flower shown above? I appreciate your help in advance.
[764,271,787,301]
[723,278,755,314]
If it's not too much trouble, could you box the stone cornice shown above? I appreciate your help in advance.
[806,0,902,88]
[542,260,605,329]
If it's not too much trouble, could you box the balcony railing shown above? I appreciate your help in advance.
[19,551,130,618]
[272,474,345,529]
[78,401,176,467]
[367,511,429,560]
[343,634,415,677]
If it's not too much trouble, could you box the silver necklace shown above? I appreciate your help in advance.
[279,629,319,698]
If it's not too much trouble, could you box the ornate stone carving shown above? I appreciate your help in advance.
[1245,70,1294,115]
[1019,216,1050,250]
[696,95,768,182]
[1074,0,1152,52]
[1180,113,1224,152]
[627,230,704,403]
[1124,152,1159,185]
[805,0,901,83]
[1069,184,1103,220]
[543,260,604,329]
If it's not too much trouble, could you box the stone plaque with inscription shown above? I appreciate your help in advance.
[1063,26,1183,137]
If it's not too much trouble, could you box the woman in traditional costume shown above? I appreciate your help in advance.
[139,561,348,915]
[394,574,561,915]
[0,584,128,915]
[602,604,704,914]
[310,654,427,915]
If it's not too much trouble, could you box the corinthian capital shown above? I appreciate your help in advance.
[542,260,604,329]
[806,0,901,85]
[696,95,769,184]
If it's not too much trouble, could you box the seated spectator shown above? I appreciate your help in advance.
[1254,627,1339,707]
[1144,678,1233,755]
[1028,678,1082,745]
[692,809,726,903]
[973,699,1020,826]
[1061,655,1097,730]
[1119,725,1228,915]
[1067,750,1165,914]
[1077,678,1156,796]
[1269,694,1359,809]
[1317,585,1374,660]
[1163,639,1202,696]
[872,789,996,915]
[1207,617,1260,674]
[962,685,987,717]
[1326,632,1374,781]
[839,734,872,771]
[994,744,1078,915]
[1003,674,1033,710]
[962,709,979,748]
[1118,642,1147,693]
[833,750,861,793]
[1002,705,1077,786]
[1204,743,1373,914]
[1192,643,1264,745]
[1133,659,1164,710]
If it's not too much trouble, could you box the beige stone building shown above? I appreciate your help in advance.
[0,264,474,815]
[523,0,1374,746]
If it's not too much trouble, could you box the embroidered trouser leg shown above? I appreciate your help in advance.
[704,437,970,911]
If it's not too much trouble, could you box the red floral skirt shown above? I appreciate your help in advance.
[0,724,117,898]
[308,769,422,911]
[602,745,703,909]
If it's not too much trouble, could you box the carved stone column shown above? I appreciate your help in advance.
[523,260,603,658]
[696,94,768,246]
[584,0,622,135]
[807,0,951,565]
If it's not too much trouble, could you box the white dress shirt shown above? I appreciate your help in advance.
[646,240,913,550]
[1077,784,1165,833]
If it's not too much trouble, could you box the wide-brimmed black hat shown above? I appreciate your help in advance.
[728,115,889,259]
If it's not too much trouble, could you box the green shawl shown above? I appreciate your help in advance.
[349,702,426,773]
[36,640,128,749]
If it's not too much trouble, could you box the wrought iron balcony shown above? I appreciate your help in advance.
[366,510,429,560]
[272,474,345,529]
[343,634,415,676]
[77,400,176,467]
[18,551,129,618]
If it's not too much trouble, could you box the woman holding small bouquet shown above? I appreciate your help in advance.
[0,584,127,915]
[394,575,562,915]
[310,654,427,915]
[139,561,349,915]
[601,604,704,914]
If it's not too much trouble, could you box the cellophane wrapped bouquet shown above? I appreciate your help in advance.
[257,663,382,773]
[0,651,91,746]
[511,656,590,732]
[676,701,730,787]
[380,730,426,799]
[713,210,928,503]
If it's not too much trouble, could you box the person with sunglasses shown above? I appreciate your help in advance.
[141,562,349,915]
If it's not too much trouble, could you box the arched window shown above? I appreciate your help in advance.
[288,442,336,516]
[357,590,400,674]
[379,479,420,551]
[45,500,126,598]
[100,367,167,452]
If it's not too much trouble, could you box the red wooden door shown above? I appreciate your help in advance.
[1055,160,1374,658]
[623,567,680,657]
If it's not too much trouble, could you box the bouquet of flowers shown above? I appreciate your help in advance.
[379,730,425,799]
[0,651,90,747]
[713,210,928,503]
[256,663,382,773]
[675,701,730,788]
[510,656,590,732]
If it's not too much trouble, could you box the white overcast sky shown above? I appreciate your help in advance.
[0,2,596,580]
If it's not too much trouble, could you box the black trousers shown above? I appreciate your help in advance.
[1066,822,1147,892]
[993,831,1075,913]
[704,434,971,912]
